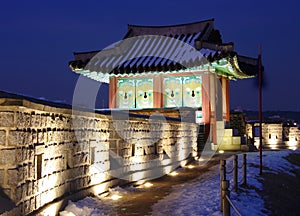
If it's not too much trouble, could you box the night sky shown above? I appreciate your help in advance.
[1,0,299,111]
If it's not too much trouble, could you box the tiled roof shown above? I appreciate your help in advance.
[69,19,259,82]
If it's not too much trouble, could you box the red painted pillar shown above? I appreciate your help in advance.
[226,79,230,122]
[109,77,117,108]
[210,74,217,144]
[221,77,230,122]
[202,74,211,141]
[153,75,163,108]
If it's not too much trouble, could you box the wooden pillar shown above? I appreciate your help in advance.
[109,77,117,108]
[153,75,163,108]
[222,77,230,122]
[202,74,210,124]
[226,79,230,122]
[202,74,211,141]
[210,74,217,144]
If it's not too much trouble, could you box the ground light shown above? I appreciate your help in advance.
[219,150,224,154]
[136,180,145,185]
[168,171,179,176]
[186,165,194,169]
[143,182,153,188]
[110,194,122,200]
[180,161,187,167]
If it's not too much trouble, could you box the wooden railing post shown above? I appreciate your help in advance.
[220,160,226,211]
[233,155,238,192]
[222,180,230,216]
[243,154,247,185]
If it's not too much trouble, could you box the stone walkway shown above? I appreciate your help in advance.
[106,153,231,216]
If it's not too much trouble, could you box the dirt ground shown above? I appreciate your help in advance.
[261,153,300,216]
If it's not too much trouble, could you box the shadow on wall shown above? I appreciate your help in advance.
[0,188,15,214]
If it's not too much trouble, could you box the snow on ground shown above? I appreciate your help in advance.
[60,149,300,216]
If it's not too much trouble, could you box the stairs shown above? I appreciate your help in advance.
[214,121,242,151]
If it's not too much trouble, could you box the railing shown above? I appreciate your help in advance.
[220,154,247,216]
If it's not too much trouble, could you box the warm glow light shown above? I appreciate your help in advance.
[143,182,153,188]
[180,161,187,167]
[110,194,122,200]
[194,156,199,160]
[136,180,145,185]
[219,150,224,154]
[269,145,278,150]
[287,138,298,150]
[168,171,179,176]
[269,136,279,145]
[186,165,194,169]
[198,158,205,162]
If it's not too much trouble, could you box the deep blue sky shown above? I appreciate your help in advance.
[1,0,299,111]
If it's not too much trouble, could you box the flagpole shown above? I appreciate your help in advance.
[258,44,263,175]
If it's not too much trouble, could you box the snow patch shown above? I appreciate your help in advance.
[59,149,300,215]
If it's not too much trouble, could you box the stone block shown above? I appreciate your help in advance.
[16,185,22,202]
[17,112,31,128]
[0,130,6,145]
[22,199,31,215]
[0,112,14,127]
[35,194,41,210]
[8,130,22,146]
[38,130,45,144]
[232,137,241,145]
[221,137,232,145]
[16,148,23,163]
[27,181,33,196]
[30,197,35,212]
[0,169,4,185]
[224,129,233,137]
[0,149,16,165]
[31,114,41,128]
[7,169,18,186]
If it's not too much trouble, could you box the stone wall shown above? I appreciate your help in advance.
[246,122,300,149]
[0,98,198,215]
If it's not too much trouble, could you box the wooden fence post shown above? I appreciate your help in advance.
[220,160,226,211]
[222,180,230,216]
[243,154,247,185]
[233,155,238,192]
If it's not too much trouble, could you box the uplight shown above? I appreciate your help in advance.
[144,182,153,188]
[180,161,187,167]
[168,171,179,176]
[110,194,122,200]
[219,150,224,154]
[136,180,145,185]
[186,165,194,169]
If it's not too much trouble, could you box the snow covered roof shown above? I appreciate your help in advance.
[69,19,259,82]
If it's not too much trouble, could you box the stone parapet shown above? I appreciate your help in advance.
[0,98,198,215]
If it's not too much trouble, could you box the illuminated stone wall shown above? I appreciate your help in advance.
[0,98,198,215]
[246,123,300,149]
